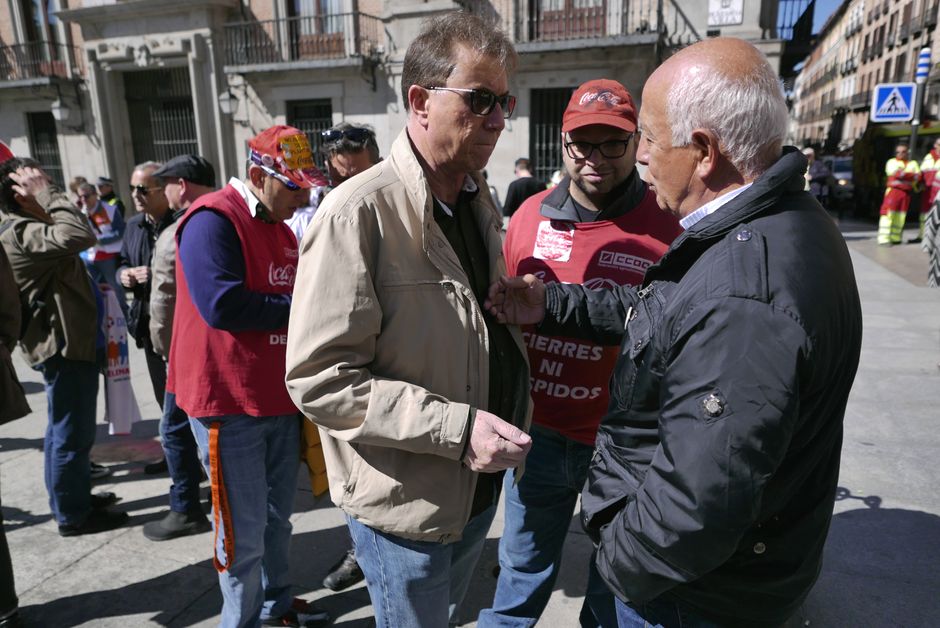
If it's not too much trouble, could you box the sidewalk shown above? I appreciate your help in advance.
[1,226,939,627]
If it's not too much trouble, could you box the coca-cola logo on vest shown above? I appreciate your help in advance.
[268,263,296,287]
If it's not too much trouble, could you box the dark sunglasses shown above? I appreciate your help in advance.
[131,185,163,196]
[320,127,374,143]
[425,86,516,118]
[259,165,302,191]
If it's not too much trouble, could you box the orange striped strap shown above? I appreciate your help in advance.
[209,421,235,573]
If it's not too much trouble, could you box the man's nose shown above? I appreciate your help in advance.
[485,105,505,132]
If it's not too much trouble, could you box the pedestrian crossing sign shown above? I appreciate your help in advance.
[871,83,916,122]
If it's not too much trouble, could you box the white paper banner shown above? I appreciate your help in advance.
[102,287,142,435]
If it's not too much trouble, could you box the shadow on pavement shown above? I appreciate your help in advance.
[18,525,375,627]
[802,487,940,627]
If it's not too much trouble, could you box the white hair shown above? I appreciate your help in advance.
[666,59,788,179]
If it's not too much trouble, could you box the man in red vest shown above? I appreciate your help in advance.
[167,126,328,627]
[478,79,682,627]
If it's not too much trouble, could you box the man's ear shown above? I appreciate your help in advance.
[177,178,189,200]
[408,85,431,125]
[691,129,721,179]
[247,165,265,189]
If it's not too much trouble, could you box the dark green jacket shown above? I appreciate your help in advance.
[0,186,97,367]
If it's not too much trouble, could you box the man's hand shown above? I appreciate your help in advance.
[462,410,532,473]
[9,166,51,200]
[484,274,546,325]
[120,269,138,288]
[8,167,53,224]
[133,266,151,284]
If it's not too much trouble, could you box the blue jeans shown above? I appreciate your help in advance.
[615,597,721,628]
[160,392,202,513]
[348,504,497,627]
[479,425,614,627]
[37,354,99,526]
[189,413,300,628]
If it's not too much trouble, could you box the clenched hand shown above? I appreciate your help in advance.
[462,410,532,473]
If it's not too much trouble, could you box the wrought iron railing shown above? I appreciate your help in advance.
[457,0,698,48]
[223,12,383,67]
[851,92,870,109]
[0,42,84,82]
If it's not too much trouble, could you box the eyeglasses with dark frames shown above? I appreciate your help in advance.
[425,87,516,119]
[320,127,375,144]
[131,185,163,196]
[563,134,638,160]
[259,165,302,191]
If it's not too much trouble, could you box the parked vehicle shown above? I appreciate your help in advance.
[823,156,854,204]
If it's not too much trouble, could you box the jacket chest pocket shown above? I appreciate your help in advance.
[610,283,666,413]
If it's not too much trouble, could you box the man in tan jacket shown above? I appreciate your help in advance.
[286,11,532,626]
[0,157,127,537]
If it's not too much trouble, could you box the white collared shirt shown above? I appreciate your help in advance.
[679,183,754,230]
[228,177,266,219]
[434,175,480,217]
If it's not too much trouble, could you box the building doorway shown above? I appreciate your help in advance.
[124,67,198,165]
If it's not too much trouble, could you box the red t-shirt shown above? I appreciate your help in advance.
[503,186,681,445]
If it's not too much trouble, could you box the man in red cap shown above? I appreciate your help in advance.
[166,125,328,627]
[478,79,681,627]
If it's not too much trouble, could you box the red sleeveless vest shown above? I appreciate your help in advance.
[167,184,298,418]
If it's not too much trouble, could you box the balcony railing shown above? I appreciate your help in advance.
[0,42,84,82]
[851,92,870,109]
[459,0,698,49]
[223,12,383,67]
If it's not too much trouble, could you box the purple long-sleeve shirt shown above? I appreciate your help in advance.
[177,210,291,332]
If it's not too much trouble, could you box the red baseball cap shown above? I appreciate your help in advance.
[562,79,638,134]
[248,125,328,189]
[0,141,14,164]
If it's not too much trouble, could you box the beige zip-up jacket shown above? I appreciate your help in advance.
[149,219,179,358]
[286,130,532,543]
[0,187,97,367]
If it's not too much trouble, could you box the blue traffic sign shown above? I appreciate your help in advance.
[871,83,916,122]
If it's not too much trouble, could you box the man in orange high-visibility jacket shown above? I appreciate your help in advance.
[879,143,922,245]
[916,138,940,242]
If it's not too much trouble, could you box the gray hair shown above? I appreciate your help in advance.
[400,11,516,111]
[134,160,163,177]
[666,57,787,179]
[77,182,97,195]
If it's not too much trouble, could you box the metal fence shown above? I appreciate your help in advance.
[530,87,575,183]
[0,42,84,82]
[223,12,383,66]
[124,68,198,165]
[458,0,698,47]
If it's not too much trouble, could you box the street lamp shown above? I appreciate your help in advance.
[218,88,237,115]
[50,99,71,122]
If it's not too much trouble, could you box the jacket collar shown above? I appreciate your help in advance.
[539,169,647,222]
[678,147,806,243]
[388,128,497,253]
[646,147,807,280]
